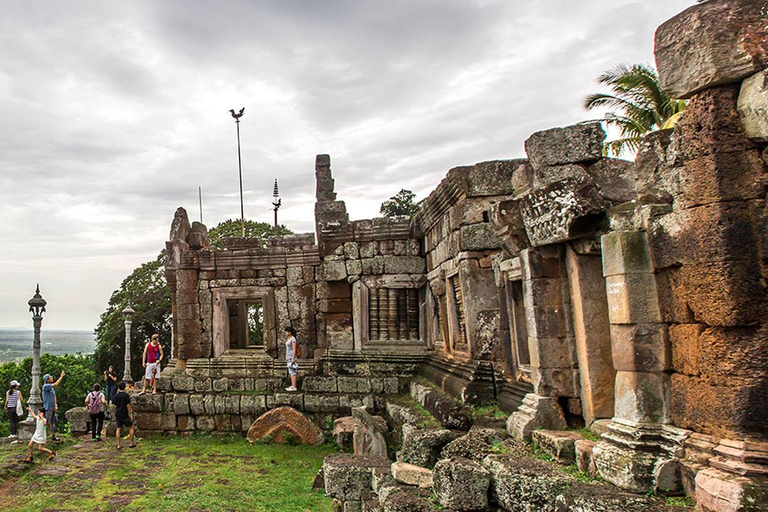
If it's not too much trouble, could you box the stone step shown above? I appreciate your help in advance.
[531,429,584,464]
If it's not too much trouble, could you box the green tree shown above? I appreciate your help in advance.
[380,189,422,218]
[585,63,687,157]
[207,219,292,249]
[93,252,171,381]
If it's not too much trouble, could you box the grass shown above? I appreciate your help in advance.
[385,394,441,429]
[666,495,695,507]
[466,401,508,421]
[0,433,337,511]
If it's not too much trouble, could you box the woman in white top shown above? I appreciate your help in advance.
[5,380,23,437]
[284,326,299,392]
[24,406,55,463]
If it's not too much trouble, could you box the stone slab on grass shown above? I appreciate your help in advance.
[323,453,391,502]
[433,457,490,510]
[532,430,584,464]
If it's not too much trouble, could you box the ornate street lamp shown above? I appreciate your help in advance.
[122,305,135,383]
[272,179,282,235]
[27,285,46,414]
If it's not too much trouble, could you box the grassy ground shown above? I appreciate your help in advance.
[0,434,336,511]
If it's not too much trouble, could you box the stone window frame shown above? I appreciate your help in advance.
[497,257,531,381]
[445,268,470,357]
[211,286,276,358]
[352,275,427,351]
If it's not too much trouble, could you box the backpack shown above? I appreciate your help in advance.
[294,340,302,359]
[87,391,102,415]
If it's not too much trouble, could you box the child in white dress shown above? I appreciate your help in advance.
[24,407,56,463]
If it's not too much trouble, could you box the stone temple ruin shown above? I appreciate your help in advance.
[68,1,768,510]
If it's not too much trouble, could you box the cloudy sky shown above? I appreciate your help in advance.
[0,0,693,331]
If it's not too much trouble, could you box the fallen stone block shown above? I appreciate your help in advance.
[334,417,361,452]
[483,454,575,511]
[575,439,597,477]
[524,122,605,169]
[391,462,433,489]
[397,424,455,469]
[352,407,389,459]
[409,382,471,430]
[532,430,584,464]
[440,427,507,463]
[246,406,323,445]
[655,0,768,99]
[738,69,768,141]
[323,454,391,502]
[433,457,490,511]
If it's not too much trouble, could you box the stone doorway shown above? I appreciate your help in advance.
[212,286,277,358]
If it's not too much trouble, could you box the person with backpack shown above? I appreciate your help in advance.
[5,380,24,438]
[84,383,107,441]
[284,326,300,392]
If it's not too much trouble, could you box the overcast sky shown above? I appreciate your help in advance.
[0,0,693,331]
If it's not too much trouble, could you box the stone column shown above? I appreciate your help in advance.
[592,229,686,493]
[507,246,574,441]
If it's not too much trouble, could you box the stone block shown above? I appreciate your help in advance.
[533,163,591,189]
[459,223,502,251]
[381,255,425,274]
[391,462,433,488]
[587,158,637,203]
[520,247,563,280]
[177,415,195,431]
[605,273,661,325]
[695,467,768,512]
[333,417,360,452]
[610,323,670,373]
[338,377,372,394]
[212,378,229,392]
[171,393,190,415]
[614,371,669,425]
[397,424,454,469]
[440,428,506,463]
[601,231,653,277]
[532,430,583,464]
[304,394,341,413]
[524,122,605,169]
[196,415,214,431]
[507,394,567,442]
[64,407,90,434]
[272,392,304,410]
[131,393,164,412]
[484,454,574,511]
[303,376,338,393]
[529,336,578,370]
[239,394,267,416]
[531,366,580,398]
[655,0,768,99]
[323,454,391,501]
[194,378,212,393]
[172,374,195,392]
[189,394,205,415]
[204,394,216,415]
[136,412,176,432]
[575,439,597,477]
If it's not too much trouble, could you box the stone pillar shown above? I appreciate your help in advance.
[564,244,614,426]
[507,246,573,441]
[593,229,686,493]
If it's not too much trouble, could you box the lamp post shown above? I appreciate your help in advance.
[272,179,281,235]
[27,284,46,414]
[229,107,246,237]
[122,305,135,384]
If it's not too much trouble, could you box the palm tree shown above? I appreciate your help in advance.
[585,63,687,157]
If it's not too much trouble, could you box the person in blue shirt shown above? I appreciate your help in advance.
[41,371,65,441]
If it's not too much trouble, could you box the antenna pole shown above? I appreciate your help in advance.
[198,186,203,224]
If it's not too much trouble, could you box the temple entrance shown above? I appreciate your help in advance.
[227,299,266,349]
[212,286,277,358]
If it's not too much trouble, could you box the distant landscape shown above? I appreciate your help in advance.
[0,329,95,364]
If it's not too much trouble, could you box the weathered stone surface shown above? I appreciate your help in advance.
[610,323,670,373]
[246,406,324,445]
[458,223,501,251]
[323,453,390,501]
[433,457,490,510]
[587,158,637,204]
[397,424,454,469]
[304,394,341,414]
[508,394,568,442]
[64,407,90,433]
[483,454,574,511]
[738,69,768,141]
[131,392,164,412]
[410,382,470,431]
[334,417,361,452]
[391,462,433,489]
[189,394,205,415]
[655,0,768,99]
[532,430,584,464]
[136,412,176,432]
[695,467,768,512]
[555,482,662,512]
[524,123,606,169]
[303,376,339,393]
[171,393,190,415]
[377,483,436,512]
[533,163,591,189]
[352,407,389,459]
[575,439,597,477]
[172,374,195,392]
[614,371,669,425]
[440,427,507,463]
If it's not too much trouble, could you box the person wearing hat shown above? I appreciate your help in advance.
[5,380,24,437]
[41,371,64,441]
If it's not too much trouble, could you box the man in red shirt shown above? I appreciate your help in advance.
[139,334,164,395]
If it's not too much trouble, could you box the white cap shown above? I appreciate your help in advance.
[10,380,20,387]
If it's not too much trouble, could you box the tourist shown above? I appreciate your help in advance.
[139,334,164,395]
[5,380,24,438]
[24,406,55,463]
[104,365,118,404]
[85,383,107,442]
[284,326,299,392]
[42,371,64,441]
[112,381,136,449]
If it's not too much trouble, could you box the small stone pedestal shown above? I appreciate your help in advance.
[17,416,36,441]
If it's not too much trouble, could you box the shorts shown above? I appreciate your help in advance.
[44,409,57,425]
[116,415,133,428]
[145,362,160,380]
[287,361,299,376]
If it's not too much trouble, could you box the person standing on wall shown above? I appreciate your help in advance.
[5,380,24,438]
[139,334,164,396]
[85,383,107,442]
[104,365,118,404]
[42,371,64,441]
[284,326,300,392]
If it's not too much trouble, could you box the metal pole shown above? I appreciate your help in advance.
[28,315,43,414]
[199,186,203,224]
[236,119,245,237]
